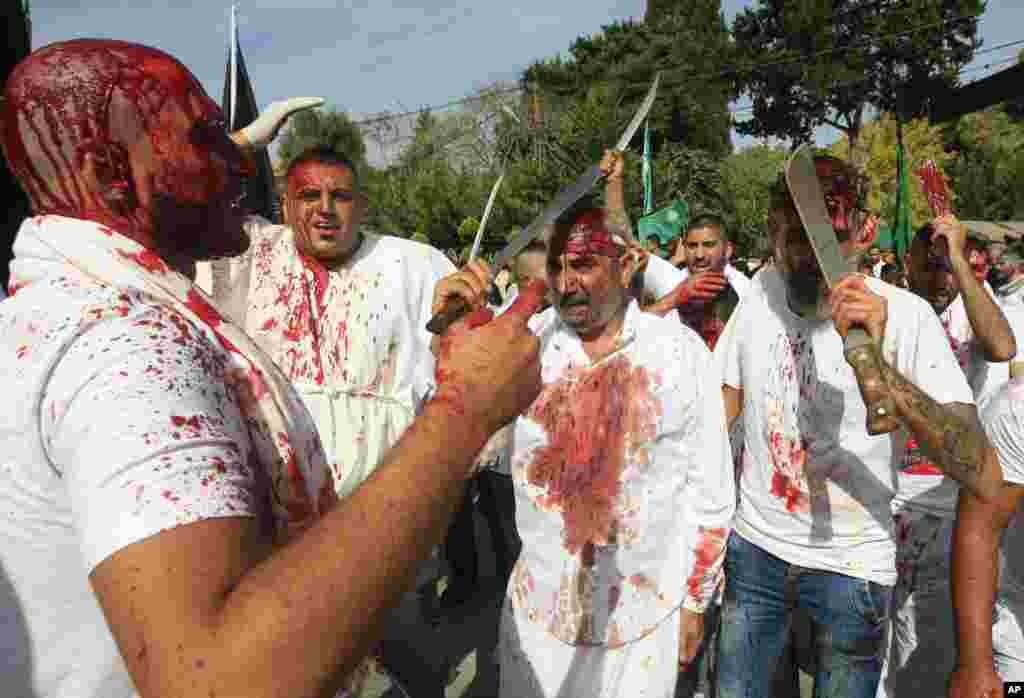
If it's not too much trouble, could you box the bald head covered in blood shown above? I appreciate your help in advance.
[546,208,642,341]
[1,39,250,266]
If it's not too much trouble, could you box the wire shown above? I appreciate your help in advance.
[350,12,1005,130]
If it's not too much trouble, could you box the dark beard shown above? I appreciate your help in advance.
[787,267,822,311]
[152,193,250,262]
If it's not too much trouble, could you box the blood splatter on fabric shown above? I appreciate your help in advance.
[686,527,729,603]
[526,354,661,554]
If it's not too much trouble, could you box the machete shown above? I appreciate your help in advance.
[426,72,661,335]
[785,145,900,436]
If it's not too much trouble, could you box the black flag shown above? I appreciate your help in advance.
[1,0,32,293]
[222,6,279,223]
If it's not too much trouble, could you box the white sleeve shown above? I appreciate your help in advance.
[714,295,746,390]
[895,293,975,406]
[42,304,258,572]
[671,340,735,611]
[643,255,685,298]
[982,381,1024,485]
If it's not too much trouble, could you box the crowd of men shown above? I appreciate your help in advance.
[2,37,1024,698]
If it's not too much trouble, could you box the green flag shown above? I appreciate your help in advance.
[893,128,913,260]
[641,121,654,215]
[638,198,688,246]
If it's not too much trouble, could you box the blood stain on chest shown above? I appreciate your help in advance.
[526,354,661,555]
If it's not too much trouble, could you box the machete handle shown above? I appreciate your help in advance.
[843,329,900,436]
[426,297,472,335]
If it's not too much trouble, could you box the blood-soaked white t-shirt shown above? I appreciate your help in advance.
[716,269,971,585]
[0,269,267,698]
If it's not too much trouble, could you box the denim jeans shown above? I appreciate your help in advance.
[716,533,892,698]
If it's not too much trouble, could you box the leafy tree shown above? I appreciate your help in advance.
[733,0,984,163]
[828,113,951,228]
[276,107,368,174]
[943,106,1024,220]
[523,1,734,156]
[720,144,789,257]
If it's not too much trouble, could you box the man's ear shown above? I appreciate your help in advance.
[77,140,136,215]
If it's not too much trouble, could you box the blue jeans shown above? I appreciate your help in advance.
[716,533,892,698]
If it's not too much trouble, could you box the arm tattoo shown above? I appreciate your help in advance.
[879,360,991,496]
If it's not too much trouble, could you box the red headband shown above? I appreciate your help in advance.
[561,210,626,257]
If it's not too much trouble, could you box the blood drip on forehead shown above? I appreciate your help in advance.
[2,39,218,216]
[286,160,349,199]
[813,157,860,236]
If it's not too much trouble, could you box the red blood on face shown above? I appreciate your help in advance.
[526,355,661,554]
[2,39,248,260]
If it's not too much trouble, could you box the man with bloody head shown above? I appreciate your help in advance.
[0,38,543,698]
[713,155,1004,698]
[496,206,735,698]
[206,142,458,502]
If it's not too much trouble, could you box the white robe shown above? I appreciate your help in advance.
[198,218,454,499]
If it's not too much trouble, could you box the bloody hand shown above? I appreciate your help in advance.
[675,272,728,308]
[433,279,546,435]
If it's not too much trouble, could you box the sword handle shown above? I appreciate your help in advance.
[844,329,900,436]
[426,297,472,335]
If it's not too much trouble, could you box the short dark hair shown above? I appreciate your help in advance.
[285,146,360,185]
[684,214,730,242]
[881,262,902,275]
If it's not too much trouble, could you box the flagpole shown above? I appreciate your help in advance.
[229,4,238,130]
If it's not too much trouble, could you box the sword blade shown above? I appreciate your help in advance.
[784,144,851,288]
[468,173,504,263]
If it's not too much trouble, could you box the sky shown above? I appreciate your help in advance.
[27,1,1024,163]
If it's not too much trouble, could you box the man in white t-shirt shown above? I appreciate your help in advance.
[713,156,1004,698]
[645,217,745,350]
[879,219,1017,697]
[669,214,753,299]
[949,378,1024,698]
[0,38,543,698]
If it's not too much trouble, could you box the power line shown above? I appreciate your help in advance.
[351,12,1004,131]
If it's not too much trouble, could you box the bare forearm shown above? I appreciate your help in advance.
[879,360,1002,500]
[211,400,490,696]
[605,175,629,231]
[953,255,1016,362]
[953,489,1011,668]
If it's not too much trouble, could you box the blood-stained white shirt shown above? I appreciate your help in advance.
[0,257,285,697]
[201,218,454,498]
[505,300,734,647]
[716,268,971,585]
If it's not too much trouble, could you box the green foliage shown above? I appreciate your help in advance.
[277,108,368,174]
[523,1,734,156]
[719,145,789,257]
[828,113,952,228]
[733,0,984,155]
[944,106,1024,220]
